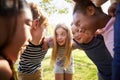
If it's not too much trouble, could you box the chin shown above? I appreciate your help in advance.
[77,40,83,44]
[58,43,65,46]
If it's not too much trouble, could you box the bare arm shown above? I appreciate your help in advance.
[0,58,12,80]
[108,2,118,16]
[90,0,108,7]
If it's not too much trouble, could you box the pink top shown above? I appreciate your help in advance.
[98,17,115,57]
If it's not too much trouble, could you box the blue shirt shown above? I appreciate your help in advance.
[74,35,112,80]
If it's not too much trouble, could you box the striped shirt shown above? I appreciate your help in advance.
[18,42,48,74]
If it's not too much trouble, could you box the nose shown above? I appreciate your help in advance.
[29,35,32,42]
[58,35,61,39]
[57,35,62,40]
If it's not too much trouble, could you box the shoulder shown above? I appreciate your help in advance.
[0,57,12,80]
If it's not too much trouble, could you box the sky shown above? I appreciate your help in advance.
[26,0,111,26]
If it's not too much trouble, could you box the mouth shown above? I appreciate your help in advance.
[58,41,63,44]
[57,40,64,45]
[76,37,81,41]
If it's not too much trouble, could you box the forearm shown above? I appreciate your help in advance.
[111,0,120,3]
[91,0,108,7]
[115,0,120,2]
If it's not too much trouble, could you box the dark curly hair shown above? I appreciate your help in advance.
[73,0,103,14]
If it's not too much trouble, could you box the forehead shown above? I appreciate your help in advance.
[23,8,32,21]
[56,27,67,33]
[73,12,84,23]
[71,24,78,30]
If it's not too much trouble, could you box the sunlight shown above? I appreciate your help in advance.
[26,0,111,26]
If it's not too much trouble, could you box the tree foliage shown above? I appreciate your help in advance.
[39,0,73,36]
[39,0,73,16]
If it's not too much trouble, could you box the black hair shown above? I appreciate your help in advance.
[0,0,29,16]
[73,0,103,14]
[0,0,30,51]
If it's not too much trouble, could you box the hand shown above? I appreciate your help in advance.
[42,37,53,50]
[108,2,118,17]
[90,0,108,7]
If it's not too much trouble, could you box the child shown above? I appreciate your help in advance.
[50,23,74,80]
[18,2,49,80]
[71,24,113,80]
[0,0,32,80]
[90,0,120,79]
[73,0,115,58]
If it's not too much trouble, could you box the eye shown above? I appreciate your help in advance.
[75,21,80,27]
[25,19,32,27]
[79,28,85,33]
[61,33,65,36]
[76,29,79,33]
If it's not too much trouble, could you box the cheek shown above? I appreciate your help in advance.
[64,35,68,41]
[16,24,31,46]
[80,34,88,40]
[73,34,79,41]
[16,26,26,43]
[24,27,32,41]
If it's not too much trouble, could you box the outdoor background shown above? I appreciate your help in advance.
[15,0,111,80]
[42,49,98,80]
[15,49,98,80]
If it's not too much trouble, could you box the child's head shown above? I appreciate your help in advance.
[29,2,48,27]
[29,2,48,39]
[73,0,103,35]
[54,23,72,46]
[0,0,32,61]
[71,23,93,44]
[51,23,72,68]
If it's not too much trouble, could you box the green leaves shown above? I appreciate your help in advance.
[39,0,72,16]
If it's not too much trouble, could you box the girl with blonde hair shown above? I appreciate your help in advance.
[51,23,74,80]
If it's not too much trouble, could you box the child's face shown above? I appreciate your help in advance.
[71,24,93,44]
[73,12,97,36]
[56,27,67,46]
[31,20,46,40]
[16,8,32,45]
[6,8,33,61]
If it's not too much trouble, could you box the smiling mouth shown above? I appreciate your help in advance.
[76,37,81,41]
[58,41,63,44]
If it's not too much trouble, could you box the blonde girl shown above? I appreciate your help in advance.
[51,23,74,80]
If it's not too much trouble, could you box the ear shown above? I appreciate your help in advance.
[32,19,39,29]
[86,6,95,16]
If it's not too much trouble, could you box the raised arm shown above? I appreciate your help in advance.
[90,0,108,7]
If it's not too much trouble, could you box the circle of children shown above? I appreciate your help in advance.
[0,0,120,80]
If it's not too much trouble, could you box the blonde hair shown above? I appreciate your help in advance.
[50,23,73,68]
[29,2,48,27]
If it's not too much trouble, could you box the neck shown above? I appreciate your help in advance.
[97,13,111,29]
[3,47,19,63]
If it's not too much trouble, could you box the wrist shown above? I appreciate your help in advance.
[115,0,120,3]
[91,0,108,7]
